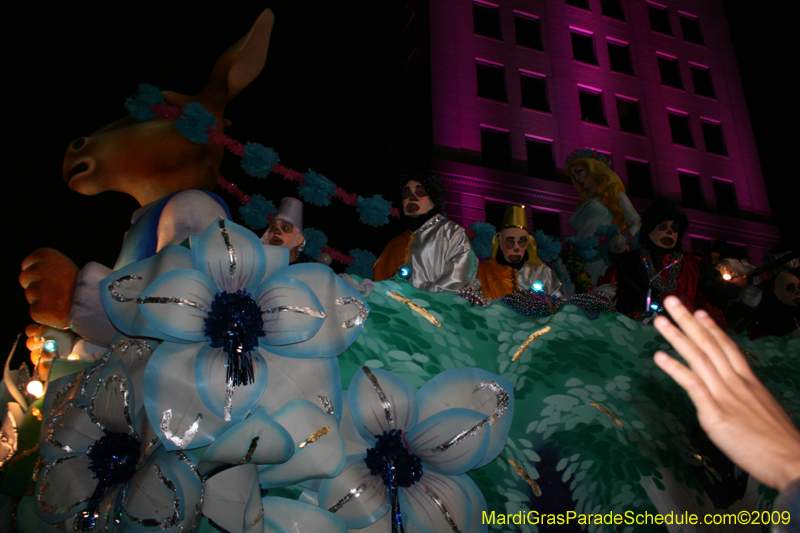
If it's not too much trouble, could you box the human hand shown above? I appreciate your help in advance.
[653,296,800,491]
[19,248,80,329]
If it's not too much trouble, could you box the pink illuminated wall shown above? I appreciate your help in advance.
[423,0,778,262]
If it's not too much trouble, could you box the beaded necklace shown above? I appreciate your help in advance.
[640,248,683,293]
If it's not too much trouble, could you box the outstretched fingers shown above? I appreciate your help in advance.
[660,297,743,382]
[653,313,727,395]
[693,310,755,378]
[653,351,717,417]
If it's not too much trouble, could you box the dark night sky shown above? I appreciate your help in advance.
[4,1,796,353]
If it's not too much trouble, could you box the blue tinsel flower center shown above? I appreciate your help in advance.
[76,432,141,532]
[204,290,265,386]
[87,432,141,486]
[365,429,423,488]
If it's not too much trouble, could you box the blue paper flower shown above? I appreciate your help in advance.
[298,169,336,206]
[34,359,203,532]
[303,227,328,259]
[346,249,377,279]
[239,195,276,230]
[568,235,600,260]
[241,142,280,179]
[356,195,392,227]
[101,220,370,449]
[174,102,217,144]
[124,83,164,121]
[316,367,514,532]
[533,230,563,263]
[469,221,497,259]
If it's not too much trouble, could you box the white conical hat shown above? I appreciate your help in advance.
[274,197,304,232]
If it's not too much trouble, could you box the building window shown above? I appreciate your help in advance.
[514,12,543,50]
[579,87,607,125]
[679,171,705,210]
[520,71,550,112]
[476,61,507,102]
[648,3,672,35]
[566,0,591,11]
[668,110,694,147]
[713,178,738,216]
[473,3,502,40]
[607,39,634,75]
[484,200,510,232]
[616,96,644,135]
[658,54,683,89]
[601,0,625,21]
[625,158,654,199]
[679,13,704,45]
[481,126,511,171]
[526,136,557,180]
[690,64,715,98]
[701,120,727,155]
[532,209,562,237]
[571,30,598,65]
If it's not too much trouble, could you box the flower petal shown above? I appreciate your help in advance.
[143,342,228,450]
[40,371,83,420]
[101,245,193,341]
[198,406,294,477]
[406,408,489,476]
[318,455,389,529]
[256,349,342,421]
[256,275,325,349]
[99,336,159,431]
[338,395,371,456]
[84,360,136,436]
[191,219,266,295]
[117,449,203,533]
[203,464,263,533]
[268,264,370,358]
[400,472,475,533]
[138,269,216,342]
[349,367,418,443]
[261,496,348,533]
[259,400,345,487]
[415,368,514,468]
[40,402,102,460]
[261,243,290,282]
[194,344,268,423]
[34,455,94,523]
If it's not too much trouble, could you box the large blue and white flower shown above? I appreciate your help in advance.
[35,355,203,533]
[316,367,514,533]
[101,219,369,449]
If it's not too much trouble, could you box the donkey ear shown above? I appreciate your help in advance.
[206,9,274,104]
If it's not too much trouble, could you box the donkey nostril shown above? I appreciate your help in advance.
[71,138,86,150]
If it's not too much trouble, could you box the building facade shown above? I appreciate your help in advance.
[403,0,779,262]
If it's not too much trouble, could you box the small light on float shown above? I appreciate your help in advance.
[43,339,58,353]
[26,380,45,398]
[722,272,732,281]
[532,281,545,293]
[398,266,411,279]
[67,353,81,361]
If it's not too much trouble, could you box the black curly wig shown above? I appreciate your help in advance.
[638,198,690,249]
[398,170,446,216]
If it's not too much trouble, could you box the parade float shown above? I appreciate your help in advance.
[2,8,797,533]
